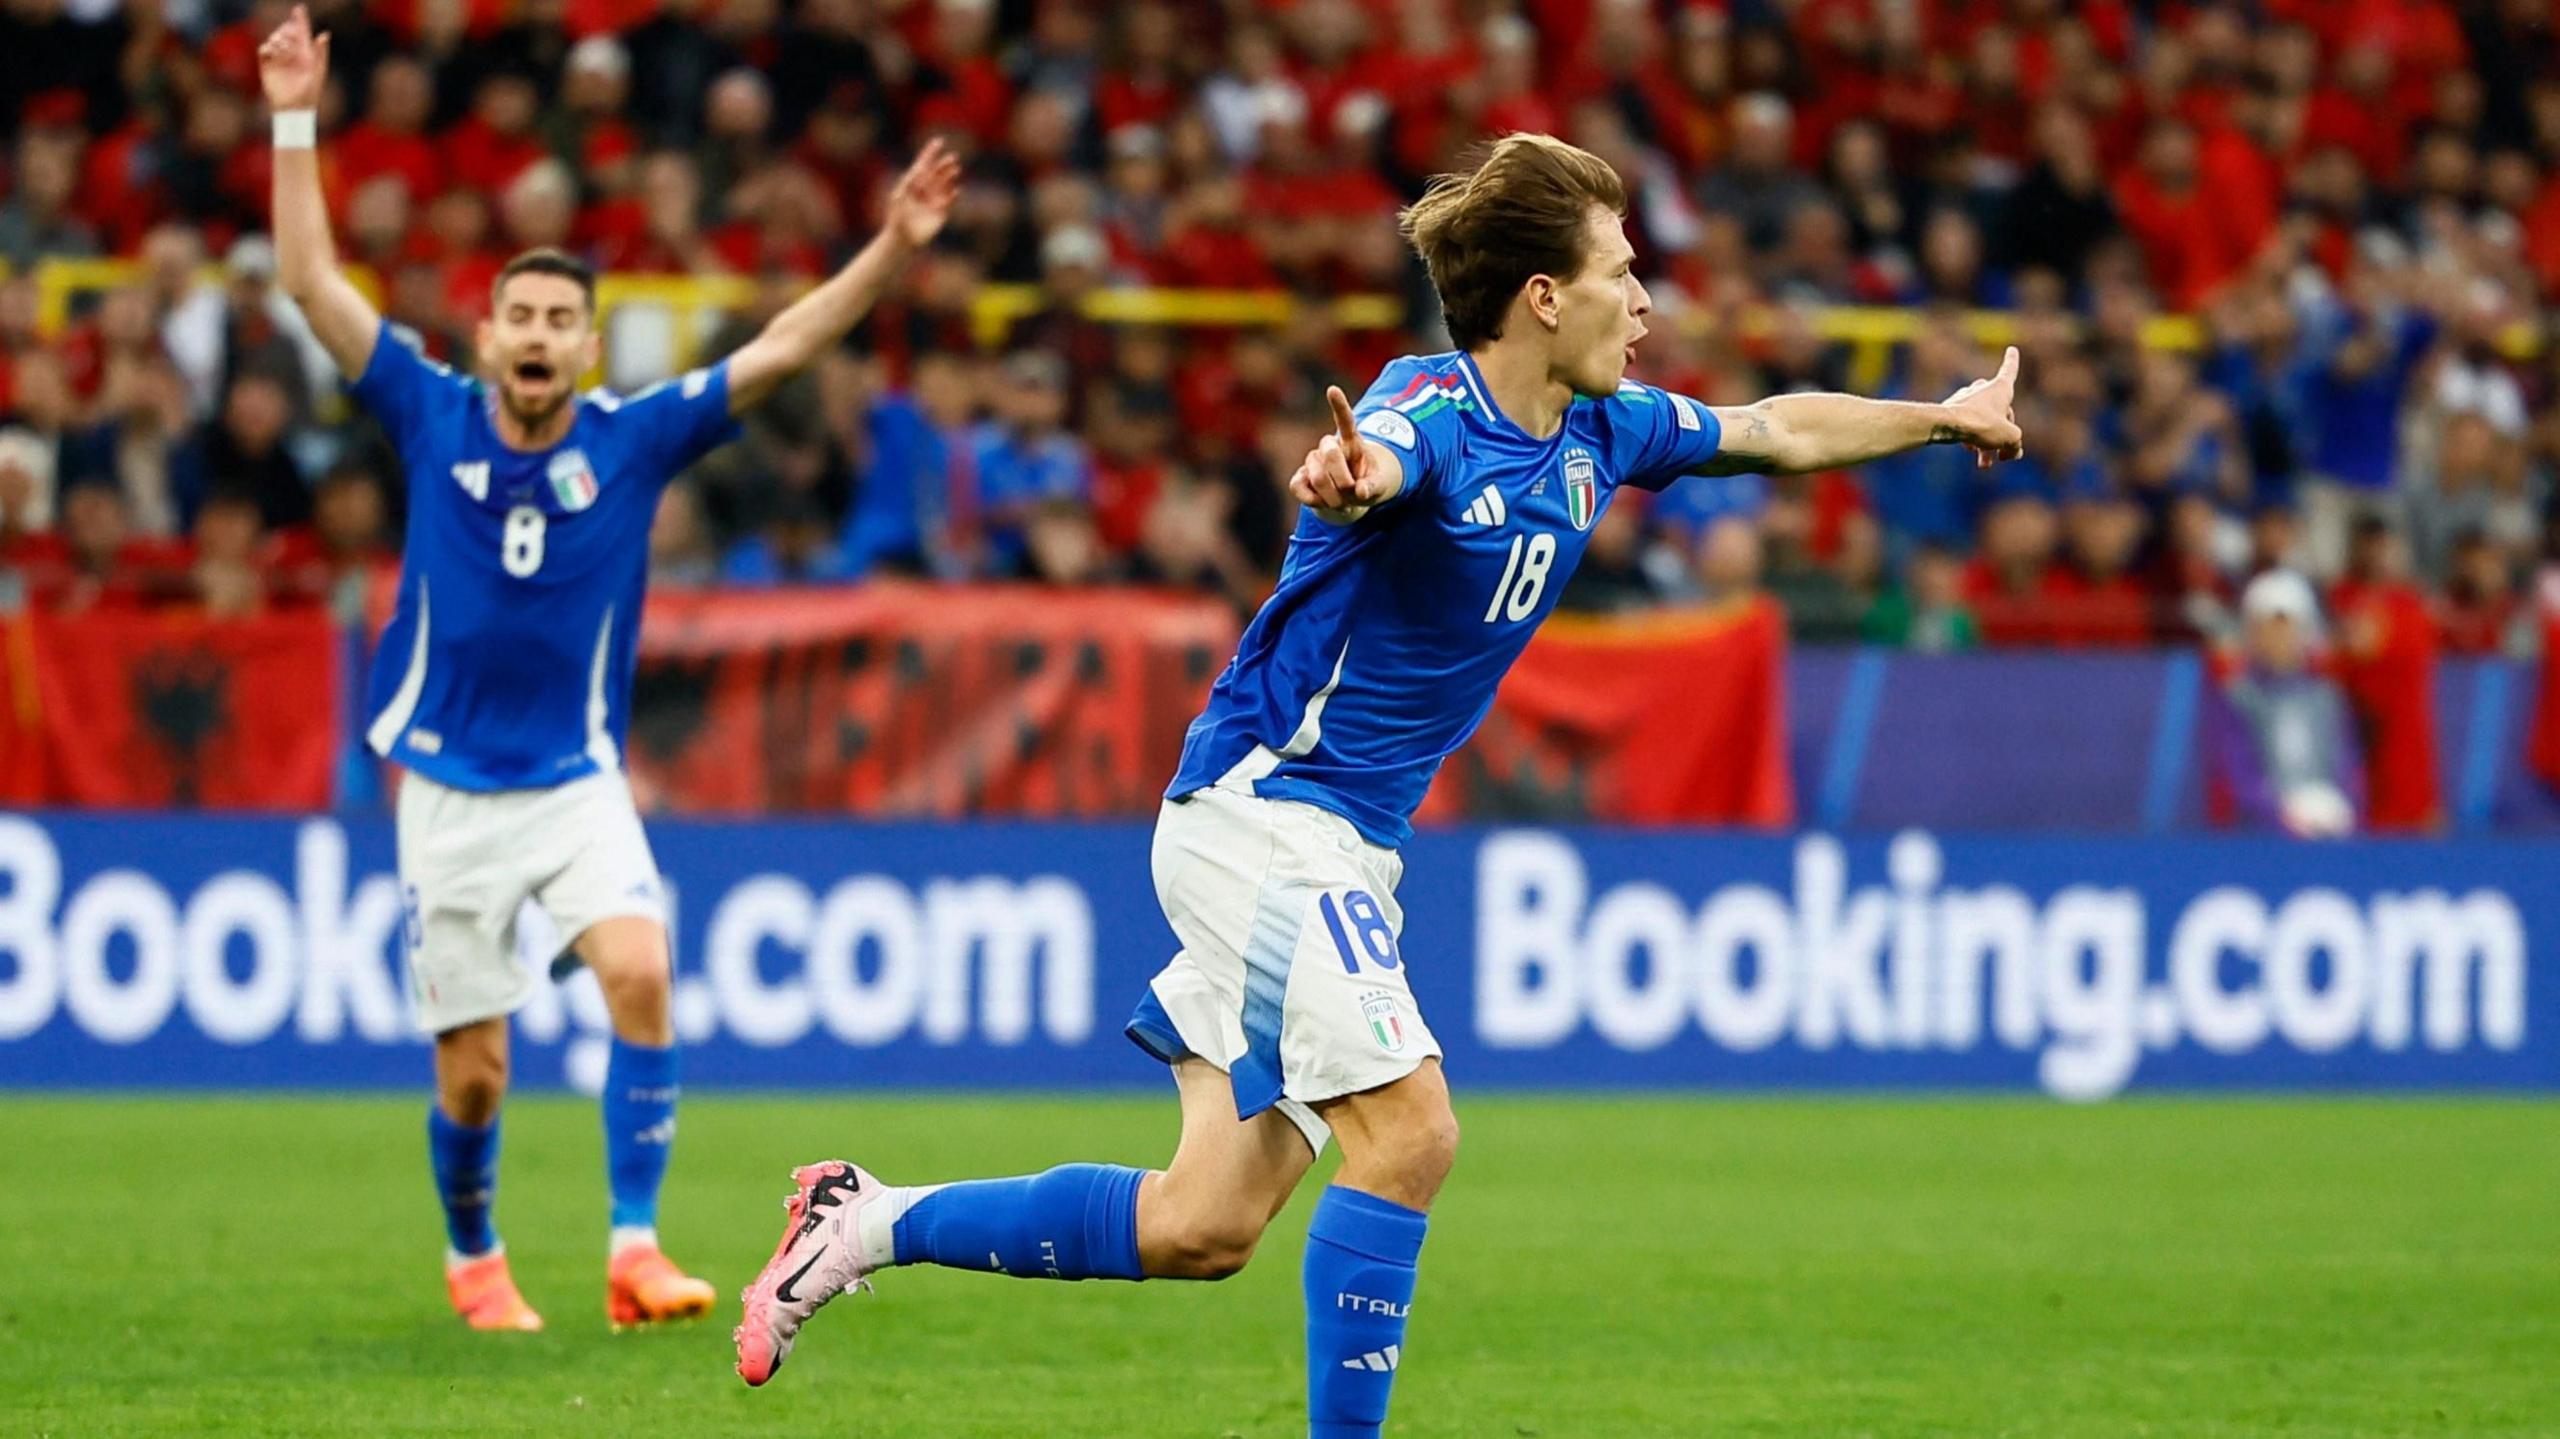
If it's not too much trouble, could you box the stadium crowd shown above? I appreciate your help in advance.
[3,0,2560,659]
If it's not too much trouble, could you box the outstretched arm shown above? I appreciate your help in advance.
[723,140,962,415]
[262,5,381,379]
[1704,345,2027,476]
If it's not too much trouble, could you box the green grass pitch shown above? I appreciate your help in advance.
[5,1094,2553,1437]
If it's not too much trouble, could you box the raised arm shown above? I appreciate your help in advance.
[1704,345,2027,476]
[723,140,962,415]
[261,5,381,379]
[1287,385,1409,525]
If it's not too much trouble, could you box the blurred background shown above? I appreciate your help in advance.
[0,0,2554,1102]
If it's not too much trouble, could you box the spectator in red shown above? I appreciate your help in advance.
[2302,43,2408,187]
[419,189,506,322]
[334,55,443,211]
[47,479,191,613]
[2435,530,2524,656]
[791,86,892,240]
[2329,515,2445,832]
[2049,491,2156,646]
[1646,8,1736,174]
[589,152,718,274]
[2113,119,2259,311]
[1964,493,2063,644]
[1471,14,1565,143]
[343,175,415,275]
[188,485,274,619]
[1095,3,1185,139]
[546,36,642,185]
[441,72,550,197]
[913,0,1013,149]
[1085,328,1179,558]
[1159,173,1273,290]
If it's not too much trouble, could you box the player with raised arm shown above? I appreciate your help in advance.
[257,6,958,1333]
[732,133,2022,1430]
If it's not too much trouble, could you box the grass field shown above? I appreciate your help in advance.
[4,1095,2554,1438]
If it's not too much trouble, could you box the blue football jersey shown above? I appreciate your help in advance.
[1166,351,1727,846]
[355,322,741,791]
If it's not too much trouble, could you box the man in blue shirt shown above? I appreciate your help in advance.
[259,4,957,1333]
[735,133,2023,1433]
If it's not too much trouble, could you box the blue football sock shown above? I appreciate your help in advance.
[889,1164,1145,1280]
[427,1106,499,1259]
[602,1038,679,1233]
[1303,1186,1429,1439]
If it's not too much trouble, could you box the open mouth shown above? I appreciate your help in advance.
[511,358,556,386]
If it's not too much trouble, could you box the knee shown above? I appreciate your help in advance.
[1151,1208,1269,1281]
[1359,1108,1460,1209]
[1402,1108,1461,1194]
[586,937,670,1008]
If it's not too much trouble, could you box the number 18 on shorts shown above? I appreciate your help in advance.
[1132,783,1441,1151]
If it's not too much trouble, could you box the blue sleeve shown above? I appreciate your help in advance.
[619,361,745,476]
[1349,359,1468,506]
[2390,311,2439,377]
[1607,381,1727,491]
[346,320,466,449]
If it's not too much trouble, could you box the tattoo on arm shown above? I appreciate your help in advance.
[1701,407,1780,476]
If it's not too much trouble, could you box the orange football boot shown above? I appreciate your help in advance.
[447,1250,544,1332]
[608,1244,716,1329]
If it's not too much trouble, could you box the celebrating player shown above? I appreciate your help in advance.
[258,6,958,1332]
[732,132,2022,1430]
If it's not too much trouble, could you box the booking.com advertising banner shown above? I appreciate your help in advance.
[0,814,2547,1100]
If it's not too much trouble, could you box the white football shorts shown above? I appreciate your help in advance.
[395,769,666,1035]
[1126,779,1440,1153]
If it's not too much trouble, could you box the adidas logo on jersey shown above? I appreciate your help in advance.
[1460,485,1508,527]
[1341,1345,1402,1372]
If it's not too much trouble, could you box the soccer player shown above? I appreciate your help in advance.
[732,134,2022,1430]
[257,6,957,1331]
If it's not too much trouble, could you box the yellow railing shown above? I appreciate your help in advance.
[11,258,2520,396]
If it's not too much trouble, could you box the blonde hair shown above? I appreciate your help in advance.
[1398,133,1628,350]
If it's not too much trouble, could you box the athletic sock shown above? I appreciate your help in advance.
[427,1106,500,1260]
[602,1037,679,1239]
[884,1164,1145,1280]
[1303,1186,1429,1439]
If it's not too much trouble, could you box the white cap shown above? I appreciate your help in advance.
[226,234,278,277]
[0,426,56,528]
[1040,223,1106,273]
[2240,568,2321,630]
[567,35,629,81]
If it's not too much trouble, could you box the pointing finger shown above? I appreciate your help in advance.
[1326,385,1368,479]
